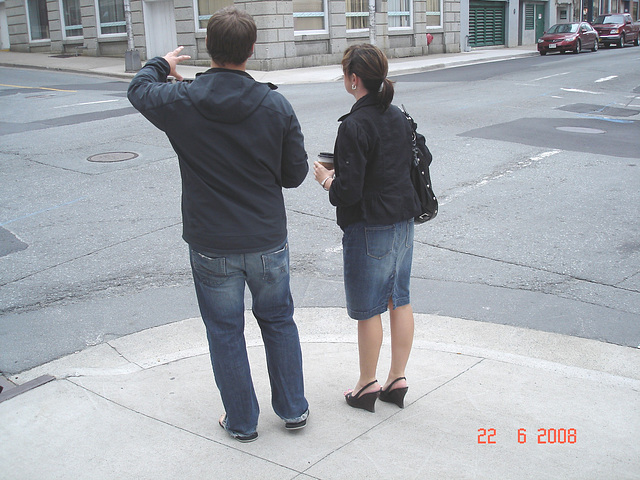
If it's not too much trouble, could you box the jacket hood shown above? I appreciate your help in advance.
[187,68,277,124]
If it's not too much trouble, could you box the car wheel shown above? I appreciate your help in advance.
[592,40,598,52]
[619,34,625,47]
[634,35,639,47]
[574,40,581,54]
[540,50,547,55]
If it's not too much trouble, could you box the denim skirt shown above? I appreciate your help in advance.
[342,219,414,320]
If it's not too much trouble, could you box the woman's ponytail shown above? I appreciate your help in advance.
[377,78,394,110]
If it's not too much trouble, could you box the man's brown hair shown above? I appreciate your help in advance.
[206,7,257,66]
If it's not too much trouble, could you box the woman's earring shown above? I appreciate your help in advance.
[351,84,357,90]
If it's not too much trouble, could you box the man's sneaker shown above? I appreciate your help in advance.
[219,414,258,443]
[285,408,309,430]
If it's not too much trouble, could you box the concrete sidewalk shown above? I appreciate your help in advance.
[1,308,639,479]
[1,45,539,84]
[1,46,640,479]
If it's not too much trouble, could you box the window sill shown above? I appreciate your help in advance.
[294,31,330,40]
[97,34,127,41]
[389,28,415,34]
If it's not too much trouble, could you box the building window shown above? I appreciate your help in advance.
[389,0,411,28]
[26,0,50,40]
[426,0,442,27]
[346,0,369,31]
[61,0,83,37]
[97,0,126,35]
[196,0,232,30]
[293,0,327,33]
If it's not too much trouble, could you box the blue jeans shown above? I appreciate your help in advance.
[189,240,308,437]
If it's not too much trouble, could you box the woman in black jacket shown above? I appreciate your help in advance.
[314,44,421,412]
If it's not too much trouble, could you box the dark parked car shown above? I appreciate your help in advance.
[537,22,599,55]
[592,13,640,47]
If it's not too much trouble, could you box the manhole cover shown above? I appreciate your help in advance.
[555,127,606,134]
[87,152,138,163]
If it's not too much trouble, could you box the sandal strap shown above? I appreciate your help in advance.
[385,377,407,391]
[354,380,379,398]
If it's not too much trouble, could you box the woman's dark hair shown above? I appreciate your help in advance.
[206,7,257,66]
[342,44,394,110]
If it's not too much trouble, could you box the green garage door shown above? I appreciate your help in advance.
[470,1,506,47]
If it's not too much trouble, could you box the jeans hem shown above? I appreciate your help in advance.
[281,407,309,423]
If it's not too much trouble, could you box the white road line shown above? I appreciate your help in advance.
[54,99,120,109]
[595,75,618,83]
[533,72,571,81]
[440,150,562,206]
[561,88,603,95]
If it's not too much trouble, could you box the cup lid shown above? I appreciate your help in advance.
[318,152,334,159]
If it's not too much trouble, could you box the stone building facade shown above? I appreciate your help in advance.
[4,0,461,69]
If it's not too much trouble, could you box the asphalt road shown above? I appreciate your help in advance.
[1,47,639,374]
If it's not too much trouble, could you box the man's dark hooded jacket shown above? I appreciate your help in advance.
[128,57,308,254]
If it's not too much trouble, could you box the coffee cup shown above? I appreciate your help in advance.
[317,152,334,170]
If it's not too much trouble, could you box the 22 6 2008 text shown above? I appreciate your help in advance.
[477,428,577,444]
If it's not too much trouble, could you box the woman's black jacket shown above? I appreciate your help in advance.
[329,94,421,228]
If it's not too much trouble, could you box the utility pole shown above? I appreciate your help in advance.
[124,0,141,72]
[369,0,376,45]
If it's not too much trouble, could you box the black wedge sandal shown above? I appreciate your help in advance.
[379,377,408,408]
[345,380,381,413]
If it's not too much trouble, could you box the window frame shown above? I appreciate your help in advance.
[425,0,443,29]
[346,0,369,33]
[293,0,329,35]
[388,0,413,30]
[193,0,233,32]
[26,0,50,42]
[59,0,83,39]
[94,0,126,37]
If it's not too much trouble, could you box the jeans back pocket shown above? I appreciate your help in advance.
[365,225,395,260]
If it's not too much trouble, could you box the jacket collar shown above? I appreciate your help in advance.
[195,68,277,90]
[338,94,377,122]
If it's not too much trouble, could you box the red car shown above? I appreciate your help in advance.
[537,22,599,55]
[592,13,640,47]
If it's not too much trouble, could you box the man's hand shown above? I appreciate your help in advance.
[163,46,191,81]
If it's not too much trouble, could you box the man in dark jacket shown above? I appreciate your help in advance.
[128,7,309,443]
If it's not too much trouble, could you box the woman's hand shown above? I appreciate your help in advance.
[163,46,191,81]
[313,161,335,189]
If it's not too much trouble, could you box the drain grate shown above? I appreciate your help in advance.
[0,375,55,403]
[87,152,138,163]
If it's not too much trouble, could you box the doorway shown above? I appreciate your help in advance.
[143,0,177,60]
[535,4,546,41]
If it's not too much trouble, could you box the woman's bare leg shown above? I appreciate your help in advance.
[383,300,414,390]
[352,314,383,394]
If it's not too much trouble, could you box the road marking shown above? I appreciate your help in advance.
[561,88,602,95]
[54,99,120,109]
[440,150,562,206]
[0,197,86,226]
[0,83,77,93]
[533,72,571,81]
[595,75,618,83]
